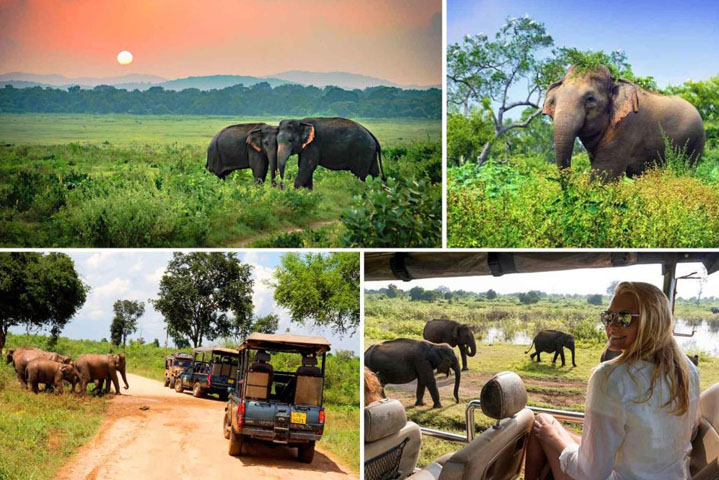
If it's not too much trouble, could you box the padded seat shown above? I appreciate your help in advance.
[409,371,534,480]
[691,382,719,480]
[247,350,273,400]
[295,355,323,405]
[365,399,422,480]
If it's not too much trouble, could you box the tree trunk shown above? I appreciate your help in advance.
[0,325,6,355]
[477,141,493,166]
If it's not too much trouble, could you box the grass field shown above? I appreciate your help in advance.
[2,333,360,476]
[0,114,441,247]
[364,294,719,467]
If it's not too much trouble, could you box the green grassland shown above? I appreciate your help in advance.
[2,333,360,477]
[448,128,719,248]
[0,114,440,247]
[365,294,719,467]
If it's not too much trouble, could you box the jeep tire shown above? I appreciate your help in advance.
[223,411,231,439]
[174,377,184,393]
[169,375,176,389]
[228,427,244,456]
[298,441,315,463]
[164,376,170,387]
[193,382,203,398]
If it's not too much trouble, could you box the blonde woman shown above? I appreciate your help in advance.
[365,367,383,406]
[525,281,701,480]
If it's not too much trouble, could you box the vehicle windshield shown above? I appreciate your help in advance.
[174,359,192,367]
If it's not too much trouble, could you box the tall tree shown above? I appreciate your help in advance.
[448,16,561,165]
[151,253,254,348]
[236,314,280,342]
[110,299,145,347]
[0,252,88,352]
[272,253,359,336]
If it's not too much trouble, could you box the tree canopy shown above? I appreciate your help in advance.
[0,252,88,352]
[110,299,145,347]
[272,252,359,336]
[152,252,254,348]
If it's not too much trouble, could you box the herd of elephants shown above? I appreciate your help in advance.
[206,116,385,190]
[364,319,698,409]
[5,347,128,395]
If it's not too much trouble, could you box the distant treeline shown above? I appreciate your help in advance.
[0,82,440,118]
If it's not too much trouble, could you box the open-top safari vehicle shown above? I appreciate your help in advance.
[174,347,239,400]
[223,332,331,463]
[164,352,193,388]
[364,252,719,480]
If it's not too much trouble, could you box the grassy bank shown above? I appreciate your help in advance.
[0,361,107,480]
[0,114,440,248]
[365,295,719,467]
[4,333,361,474]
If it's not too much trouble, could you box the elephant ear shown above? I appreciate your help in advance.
[246,129,262,153]
[610,79,639,127]
[300,123,315,150]
[427,347,442,369]
[452,324,460,341]
[542,80,563,117]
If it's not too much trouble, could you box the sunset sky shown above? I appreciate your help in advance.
[0,0,441,86]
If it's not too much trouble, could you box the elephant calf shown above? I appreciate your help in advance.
[525,330,576,367]
[206,123,278,183]
[423,319,477,371]
[365,338,460,408]
[25,359,81,394]
[8,346,72,389]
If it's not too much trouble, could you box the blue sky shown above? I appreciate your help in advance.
[449,0,719,87]
[10,251,359,354]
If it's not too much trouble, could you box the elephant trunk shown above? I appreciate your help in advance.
[467,336,477,357]
[276,144,291,190]
[552,112,582,170]
[120,367,129,390]
[452,358,461,403]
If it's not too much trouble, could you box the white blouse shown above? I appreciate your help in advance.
[559,357,701,480]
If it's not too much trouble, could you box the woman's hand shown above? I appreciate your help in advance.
[533,413,573,450]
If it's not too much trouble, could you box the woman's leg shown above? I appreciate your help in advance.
[526,413,580,480]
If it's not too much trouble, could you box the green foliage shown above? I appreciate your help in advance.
[0,252,88,352]
[448,149,719,247]
[665,76,719,122]
[110,299,145,347]
[0,116,440,247]
[272,253,360,336]
[0,83,440,118]
[447,110,494,165]
[151,253,254,347]
[587,294,604,306]
[557,48,658,90]
[518,291,541,305]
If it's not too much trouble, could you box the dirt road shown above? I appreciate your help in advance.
[56,374,356,480]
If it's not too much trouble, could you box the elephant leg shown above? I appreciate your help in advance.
[560,349,566,367]
[552,351,559,364]
[110,370,121,395]
[419,369,441,408]
[104,376,112,394]
[459,346,468,371]
[17,368,27,389]
[530,352,536,361]
[536,352,541,363]
[415,381,426,406]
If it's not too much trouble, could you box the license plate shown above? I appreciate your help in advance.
[228,379,234,384]
[291,412,306,424]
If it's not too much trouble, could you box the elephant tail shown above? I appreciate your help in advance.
[366,129,386,181]
[524,339,535,354]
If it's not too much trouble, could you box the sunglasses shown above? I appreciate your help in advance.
[600,311,639,328]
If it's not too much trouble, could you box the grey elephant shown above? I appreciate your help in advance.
[76,353,129,395]
[25,359,81,394]
[543,64,705,179]
[206,123,278,183]
[525,330,576,367]
[8,347,72,389]
[275,117,385,190]
[423,319,477,371]
[364,338,460,408]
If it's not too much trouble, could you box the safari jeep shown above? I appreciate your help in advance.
[164,352,193,388]
[223,332,331,463]
[174,347,239,401]
[364,252,719,480]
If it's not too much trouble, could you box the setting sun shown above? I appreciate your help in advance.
[117,50,133,65]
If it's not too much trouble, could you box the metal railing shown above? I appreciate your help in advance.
[420,399,586,443]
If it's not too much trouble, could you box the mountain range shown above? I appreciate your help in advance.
[0,71,439,91]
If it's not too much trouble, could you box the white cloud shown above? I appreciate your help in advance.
[94,278,131,298]
[89,309,104,319]
[130,260,145,273]
[144,266,166,284]
[86,251,116,269]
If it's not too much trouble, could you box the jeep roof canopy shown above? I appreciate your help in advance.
[193,347,240,355]
[239,333,331,354]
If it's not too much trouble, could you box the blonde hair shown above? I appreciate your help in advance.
[608,281,690,415]
[364,367,383,406]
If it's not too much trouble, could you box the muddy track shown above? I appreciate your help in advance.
[55,374,355,480]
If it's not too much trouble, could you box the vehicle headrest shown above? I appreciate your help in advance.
[302,355,318,366]
[480,371,528,420]
[255,350,270,363]
[364,399,407,443]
